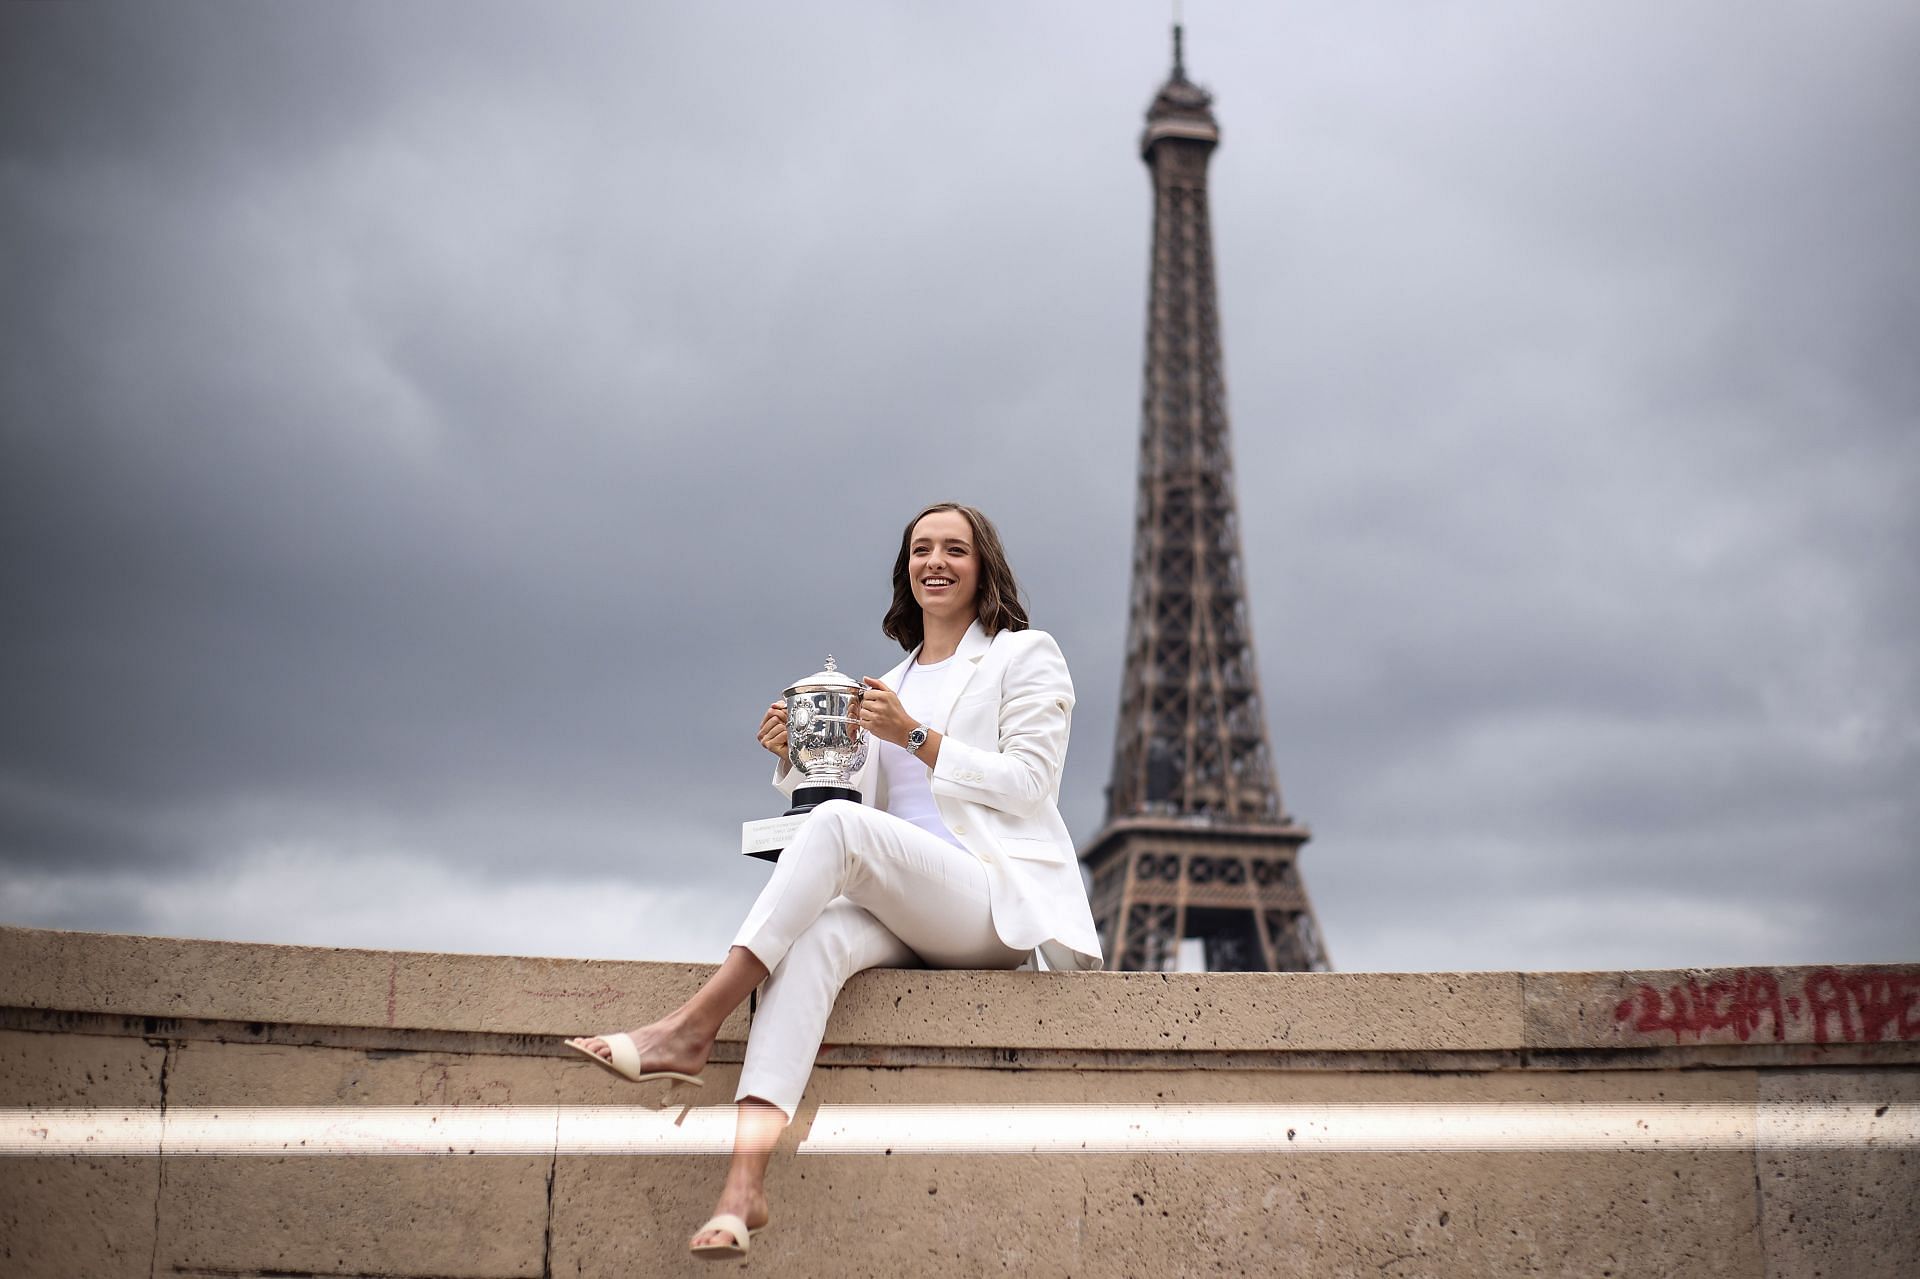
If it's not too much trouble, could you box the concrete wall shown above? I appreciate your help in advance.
[1,925,1914,1277]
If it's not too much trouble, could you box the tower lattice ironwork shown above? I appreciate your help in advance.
[1079,29,1331,973]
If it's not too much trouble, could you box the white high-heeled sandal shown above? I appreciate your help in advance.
[561,1032,703,1085]
[688,1212,765,1260]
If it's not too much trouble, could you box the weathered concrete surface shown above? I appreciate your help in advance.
[156,1039,558,1277]
[0,925,751,1043]
[2,926,1915,1277]
[1755,1066,1920,1279]
[0,1029,162,1278]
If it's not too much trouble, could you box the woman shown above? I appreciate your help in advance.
[564,501,1103,1261]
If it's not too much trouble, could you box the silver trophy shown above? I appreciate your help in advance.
[740,656,869,861]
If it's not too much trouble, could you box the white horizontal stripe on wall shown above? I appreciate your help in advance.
[1,1102,1910,1157]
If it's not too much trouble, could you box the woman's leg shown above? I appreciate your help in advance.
[704,799,1027,1108]
[689,1099,783,1250]
[733,798,1026,975]
[736,899,918,1119]
[689,807,1026,1251]
[563,945,767,1078]
[691,900,916,1250]
[570,798,922,1074]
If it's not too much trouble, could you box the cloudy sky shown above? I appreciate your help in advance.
[3,2,1914,974]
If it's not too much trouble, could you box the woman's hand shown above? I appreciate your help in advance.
[856,677,915,748]
[757,700,788,759]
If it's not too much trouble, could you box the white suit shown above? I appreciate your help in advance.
[731,621,1103,1116]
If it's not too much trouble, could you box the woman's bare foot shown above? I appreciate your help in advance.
[567,946,770,1083]
[565,1012,712,1080]
[690,1174,770,1251]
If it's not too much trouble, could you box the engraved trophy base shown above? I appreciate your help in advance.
[740,785,861,862]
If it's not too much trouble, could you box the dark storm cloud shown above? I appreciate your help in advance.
[1209,5,1920,968]
[2,2,1914,967]
[0,3,1144,892]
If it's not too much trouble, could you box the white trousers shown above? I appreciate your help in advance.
[731,798,1026,1118]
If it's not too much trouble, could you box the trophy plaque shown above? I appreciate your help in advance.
[740,656,869,861]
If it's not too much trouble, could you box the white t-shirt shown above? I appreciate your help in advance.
[878,651,972,849]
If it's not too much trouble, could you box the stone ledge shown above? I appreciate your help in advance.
[5,926,1915,1056]
[3,926,1918,1278]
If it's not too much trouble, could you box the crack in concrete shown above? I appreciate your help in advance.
[540,1106,559,1279]
[149,1039,174,1279]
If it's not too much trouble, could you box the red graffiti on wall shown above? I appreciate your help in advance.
[1613,968,1920,1045]
[1613,970,1789,1043]
[1804,969,1920,1044]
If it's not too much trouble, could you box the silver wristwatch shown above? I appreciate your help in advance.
[905,724,931,755]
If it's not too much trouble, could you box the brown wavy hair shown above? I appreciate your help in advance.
[882,502,1030,651]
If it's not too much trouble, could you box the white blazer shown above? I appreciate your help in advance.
[773,620,1104,972]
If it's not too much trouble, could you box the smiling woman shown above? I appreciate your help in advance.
[560,501,1102,1262]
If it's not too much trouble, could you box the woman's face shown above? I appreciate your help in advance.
[907,509,980,622]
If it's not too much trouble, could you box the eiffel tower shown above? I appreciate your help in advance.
[1079,28,1331,973]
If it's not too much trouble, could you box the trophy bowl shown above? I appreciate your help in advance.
[783,655,868,808]
[742,655,869,862]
